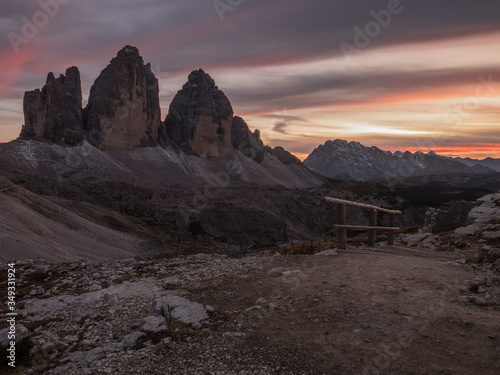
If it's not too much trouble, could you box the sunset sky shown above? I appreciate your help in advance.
[1,0,499,160]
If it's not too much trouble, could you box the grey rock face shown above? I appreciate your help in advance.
[20,67,84,146]
[141,315,167,333]
[163,69,233,157]
[122,331,145,347]
[154,295,209,327]
[432,201,476,234]
[267,146,302,165]
[231,116,265,163]
[84,46,161,150]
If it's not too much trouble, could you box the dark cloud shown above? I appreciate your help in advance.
[151,0,500,73]
[267,111,310,135]
[272,121,289,134]
[3,0,500,73]
[227,67,500,114]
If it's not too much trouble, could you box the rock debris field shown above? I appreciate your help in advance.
[1,242,499,375]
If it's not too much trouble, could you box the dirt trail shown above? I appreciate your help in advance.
[187,250,500,374]
[3,247,499,375]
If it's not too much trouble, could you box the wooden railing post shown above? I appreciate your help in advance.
[388,214,395,245]
[325,197,401,250]
[337,203,347,250]
[368,209,377,247]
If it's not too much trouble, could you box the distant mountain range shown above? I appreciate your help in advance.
[304,139,500,181]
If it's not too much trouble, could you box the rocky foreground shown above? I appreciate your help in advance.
[2,194,500,374]
[1,240,499,375]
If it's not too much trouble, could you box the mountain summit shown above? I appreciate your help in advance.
[20,46,161,150]
[18,46,299,164]
[3,46,327,248]
[20,66,84,146]
[160,69,234,157]
[84,45,161,150]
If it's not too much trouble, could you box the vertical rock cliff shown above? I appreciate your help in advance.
[84,46,161,150]
[20,67,84,146]
[231,116,265,162]
[18,46,295,167]
[162,69,233,157]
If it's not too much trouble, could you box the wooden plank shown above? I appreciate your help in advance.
[368,209,377,247]
[325,197,402,215]
[388,214,396,245]
[334,225,400,231]
[337,203,347,250]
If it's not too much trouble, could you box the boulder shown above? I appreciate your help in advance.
[162,69,233,157]
[432,201,476,234]
[122,331,146,347]
[20,67,84,146]
[141,315,168,333]
[84,46,161,150]
[154,295,208,327]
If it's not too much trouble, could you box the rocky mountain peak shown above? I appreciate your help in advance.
[20,66,84,146]
[46,72,56,84]
[186,68,216,88]
[161,69,234,157]
[119,45,140,56]
[304,139,496,181]
[84,45,161,150]
[17,46,308,167]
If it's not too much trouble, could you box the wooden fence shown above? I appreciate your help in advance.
[325,197,402,250]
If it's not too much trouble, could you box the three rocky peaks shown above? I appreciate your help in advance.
[20,45,289,161]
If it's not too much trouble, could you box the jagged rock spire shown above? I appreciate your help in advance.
[84,45,161,150]
[20,66,84,146]
[161,69,234,157]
